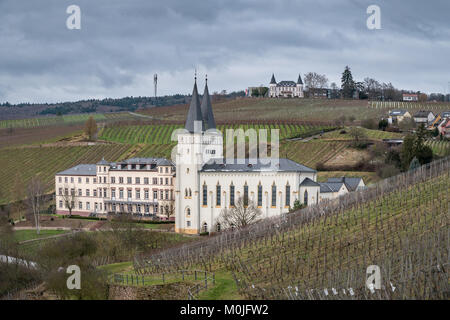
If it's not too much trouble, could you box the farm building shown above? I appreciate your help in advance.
[269,74,304,98]
[402,93,418,102]
[388,109,412,124]
[413,110,435,125]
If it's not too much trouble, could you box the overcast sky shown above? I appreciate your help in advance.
[0,0,449,104]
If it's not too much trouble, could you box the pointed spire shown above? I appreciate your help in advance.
[200,76,216,130]
[185,76,204,133]
[270,73,276,84]
[297,73,303,85]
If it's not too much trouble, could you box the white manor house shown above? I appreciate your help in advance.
[55,78,364,234]
[269,73,304,98]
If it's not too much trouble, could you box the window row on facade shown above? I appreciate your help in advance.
[57,176,173,186]
[201,183,299,208]
[58,187,173,201]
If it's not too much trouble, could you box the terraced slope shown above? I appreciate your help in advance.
[134,158,449,300]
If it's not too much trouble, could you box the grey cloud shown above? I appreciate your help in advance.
[0,0,449,103]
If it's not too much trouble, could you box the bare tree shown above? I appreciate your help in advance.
[84,116,98,141]
[164,204,174,221]
[62,184,77,217]
[304,72,328,97]
[215,197,262,230]
[27,177,44,235]
[11,172,25,222]
[349,127,367,147]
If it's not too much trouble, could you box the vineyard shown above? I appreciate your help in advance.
[322,127,404,141]
[0,144,133,204]
[425,140,450,157]
[369,100,450,112]
[0,112,143,129]
[133,157,449,299]
[98,123,338,145]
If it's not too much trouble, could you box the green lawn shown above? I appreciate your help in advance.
[197,271,242,300]
[13,229,69,242]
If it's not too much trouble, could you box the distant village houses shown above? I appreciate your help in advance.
[403,93,419,102]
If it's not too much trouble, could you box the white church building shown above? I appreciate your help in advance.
[175,77,322,235]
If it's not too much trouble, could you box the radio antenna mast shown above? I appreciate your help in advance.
[154,74,158,100]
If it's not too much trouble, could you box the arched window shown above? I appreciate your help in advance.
[202,183,208,206]
[202,222,208,233]
[229,183,235,207]
[186,207,191,217]
[243,183,249,207]
[216,183,221,206]
[316,191,319,204]
[304,190,308,206]
[188,188,192,197]
[271,184,277,207]
[185,188,188,197]
[257,183,263,207]
[285,184,291,207]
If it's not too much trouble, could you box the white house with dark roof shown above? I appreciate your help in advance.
[388,109,412,124]
[413,111,435,124]
[268,74,304,98]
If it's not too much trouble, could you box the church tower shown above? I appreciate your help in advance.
[296,73,304,98]
[175,76,222,234]
[269,73,277,97]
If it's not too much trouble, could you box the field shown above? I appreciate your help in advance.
[425,140,450,157]
[133,158,449,299]
[0,112,144,129]
[99,123,337,145]
[322,127,404,141]
[138,98,450,123]
[13,229,69,243]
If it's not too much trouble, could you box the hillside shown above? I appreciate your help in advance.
[133,157,449,300]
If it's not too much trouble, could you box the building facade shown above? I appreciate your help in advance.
[269,74,304,98]
[55,158,175,219]
[175,78,326,235]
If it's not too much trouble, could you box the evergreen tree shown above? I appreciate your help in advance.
[341,66,355,99]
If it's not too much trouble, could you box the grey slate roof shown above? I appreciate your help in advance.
[319,182,346,193]
[297,74,303,85]
[201,158,316,173]
[277,81,297,87]
[414,110,434,118]
[200,81,216,130]
[56,164,97,176]
[389,109,408,116]
[270,74,276,84]
[300,177,320,187]
[185,79,204,133]
[326,177,363,192]
[96,158,109,165]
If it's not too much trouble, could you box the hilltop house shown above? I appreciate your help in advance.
[403,93,419,102]
[388,110,412,124]
[413,111,435,125]
[269,74,304,98]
